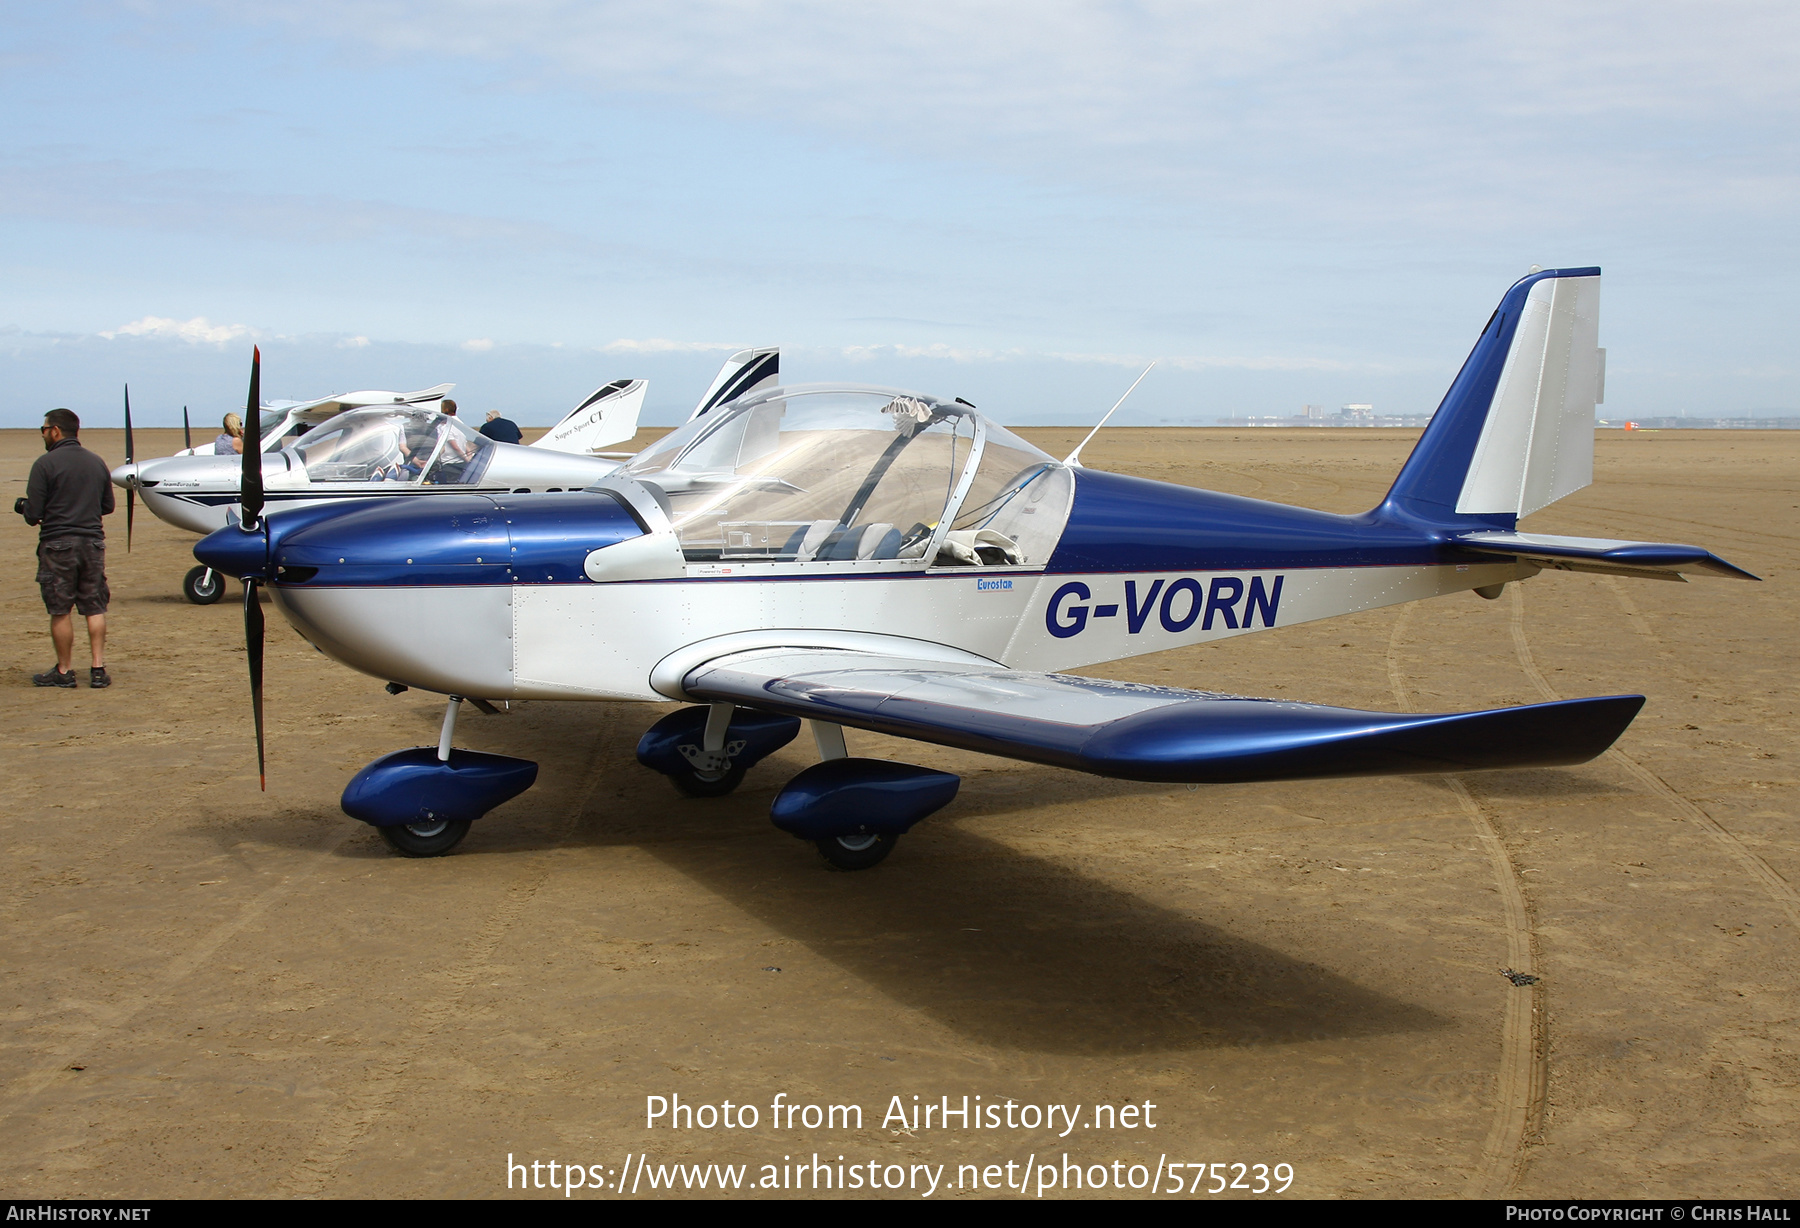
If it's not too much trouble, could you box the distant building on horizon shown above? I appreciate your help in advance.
[1215,401,1433,429]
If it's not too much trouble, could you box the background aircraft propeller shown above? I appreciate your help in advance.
[183,405,191,451]
[240,348,267,790]
[123,385,134,551]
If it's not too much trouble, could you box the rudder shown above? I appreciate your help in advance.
[1382,268,1603,528]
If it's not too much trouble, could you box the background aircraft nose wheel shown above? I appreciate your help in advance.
[183,565,224,605]
[815,832,896,871]
[378,817,472,858]
[669,760,748,798]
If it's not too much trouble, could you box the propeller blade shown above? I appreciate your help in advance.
[123,385,135,552]
[244,578,266,791]
[183,405,191,451]
[242,347,263,530]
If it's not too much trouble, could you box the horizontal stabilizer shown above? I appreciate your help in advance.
[1453,531,1759,581]
[682,649,1645,784]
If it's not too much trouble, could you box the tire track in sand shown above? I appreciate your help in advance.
[280,706,623,1197]
[1386,602,1545,1198]
[0,822,359,1127]
[1511,584,1799,928]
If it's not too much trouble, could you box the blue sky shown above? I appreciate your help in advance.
[3,1,1795,427]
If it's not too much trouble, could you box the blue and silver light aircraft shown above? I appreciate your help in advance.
[194,268,1756,868]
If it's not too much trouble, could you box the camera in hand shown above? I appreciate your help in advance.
[13,497,25,516]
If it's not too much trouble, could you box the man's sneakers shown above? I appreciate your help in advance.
[31,666,109,688]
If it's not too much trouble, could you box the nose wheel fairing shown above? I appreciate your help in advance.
[341,747,539,830]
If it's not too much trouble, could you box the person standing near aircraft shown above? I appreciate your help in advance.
[213,412,245,455]
[480,409,523,444]
[20,409,114,688]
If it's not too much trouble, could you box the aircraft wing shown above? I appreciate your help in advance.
[1452,531,1759,581]
[680,648,1644,784]
[530,379,647,454]
[284,383,456,423]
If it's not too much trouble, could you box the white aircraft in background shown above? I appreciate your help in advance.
[118,348,778,603]
[193,270,1756,869]
[174,383,457,456]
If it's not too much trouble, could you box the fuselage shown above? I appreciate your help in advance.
[194,385,1533,704]
[117,417,623,536]
[247,472,1529,703]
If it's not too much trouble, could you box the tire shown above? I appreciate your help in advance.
[378,817,473,857]
[815,832,897,871]
[183,565,224,605]
[668,761,748,798]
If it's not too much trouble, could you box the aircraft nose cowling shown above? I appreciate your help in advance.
[193,499,368,579]
[110,462,138,488]
[248,490,646,697]
[192,521,270,579]
[267,489,644,586]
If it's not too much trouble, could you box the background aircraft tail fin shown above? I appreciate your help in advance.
[530,378,647,454]
[689,347,778,421]
[1382,268,1604,528]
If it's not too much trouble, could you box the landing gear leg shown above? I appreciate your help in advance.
[669,702,748,797]
[437,695,462,761]
[811,720,848,760]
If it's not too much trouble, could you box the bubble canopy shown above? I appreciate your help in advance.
[618,384,1074,567]
[290,408,494,486]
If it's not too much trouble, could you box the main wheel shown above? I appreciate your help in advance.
[668,761,748,798]
[815,832,897,871]
[183,565,224,605]
[378,817,472,857]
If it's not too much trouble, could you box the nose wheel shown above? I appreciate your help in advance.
[815,832,897,871]
[377,817,472,858]
[183,565,225,605]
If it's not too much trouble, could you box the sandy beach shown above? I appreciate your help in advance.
[1,425,1793,1199]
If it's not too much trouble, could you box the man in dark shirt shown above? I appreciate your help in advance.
[20,409,114,688]
[480,409,524,444]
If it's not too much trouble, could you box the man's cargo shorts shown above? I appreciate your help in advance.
[37,536,109,616]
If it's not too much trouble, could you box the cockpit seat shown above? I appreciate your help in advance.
[809,522,904,561]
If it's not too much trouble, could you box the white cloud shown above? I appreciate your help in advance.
[598,338,743,354]
[100,315,255,345]
[460,337,494,352]
[338,335,371,348]
[222,1,1800,228]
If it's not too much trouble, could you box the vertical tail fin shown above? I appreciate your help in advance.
[1382,268,1603,528]
[530,378,647,454]
[688,347,778,421]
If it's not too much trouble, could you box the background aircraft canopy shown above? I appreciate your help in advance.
[619,385,1072,565]
[291,408,494,486]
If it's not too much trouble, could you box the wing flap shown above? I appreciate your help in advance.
[1453,531,1758,580]
[683,649,1645,784]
